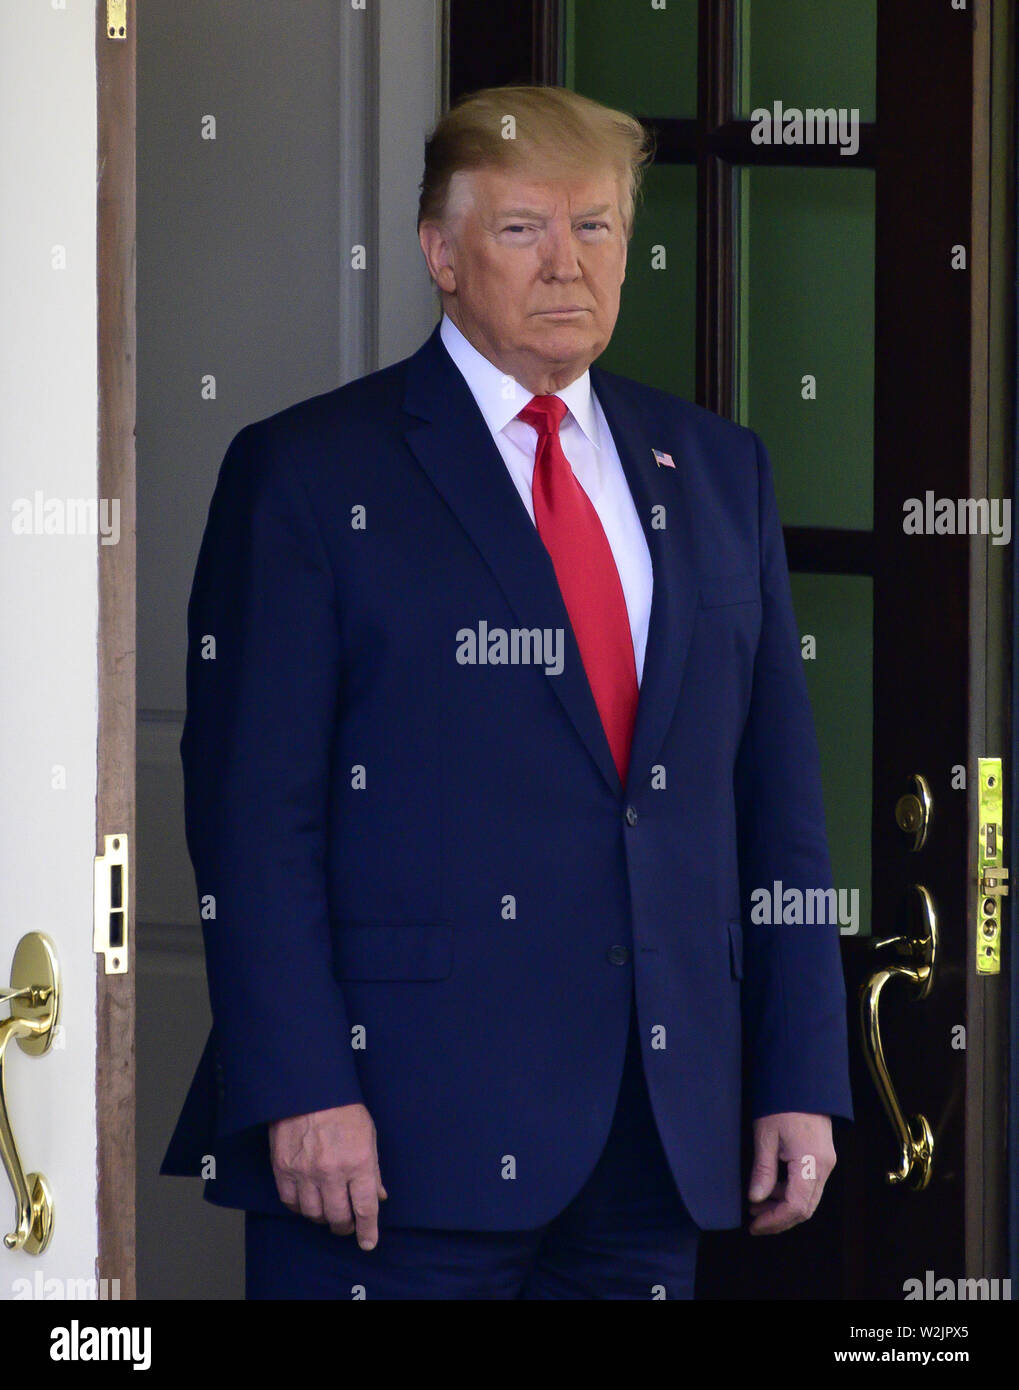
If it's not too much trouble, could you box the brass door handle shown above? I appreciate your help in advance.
[859,885,937,1189]
[0,933,60,1254]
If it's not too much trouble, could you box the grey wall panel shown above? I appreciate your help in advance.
[138,0,344,712]
[378,0,443,366]
[137,0,442,1297]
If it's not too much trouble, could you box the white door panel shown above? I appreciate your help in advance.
[0,0,101,1297]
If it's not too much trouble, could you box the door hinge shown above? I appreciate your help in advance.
[976,758,1007,976]
[93,833,129,975]
[106,1,126,41]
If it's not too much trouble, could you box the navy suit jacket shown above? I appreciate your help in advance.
[160,320,853,1230]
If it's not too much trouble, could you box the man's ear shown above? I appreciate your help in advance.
[419,221,457,294]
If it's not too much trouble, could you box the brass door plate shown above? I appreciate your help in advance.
[106,1,126,40]
[5,933,60,1058]
[976,758,1007,976]
[93,834,129,975]
[1,933,60,1253]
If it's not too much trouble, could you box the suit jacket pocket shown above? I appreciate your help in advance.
[331,920,453,981]
[728,919,744,980]
[698,572,760,609]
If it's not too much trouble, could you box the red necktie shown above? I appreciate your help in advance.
[517,395,639,784]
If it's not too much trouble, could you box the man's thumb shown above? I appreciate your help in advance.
[748,1140,779,1202]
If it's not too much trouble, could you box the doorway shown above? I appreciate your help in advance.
[449,0,1014,1297]
[134,0,444,1298]
[129,0,1015,1299]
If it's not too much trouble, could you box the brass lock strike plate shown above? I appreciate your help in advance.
[106,1,126,40]
[976,759,1007,976]
[93,834,129,975]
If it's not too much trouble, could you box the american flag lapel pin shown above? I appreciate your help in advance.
[652,448,676,469]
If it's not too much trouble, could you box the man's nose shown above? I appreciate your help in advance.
[540,226,582,279]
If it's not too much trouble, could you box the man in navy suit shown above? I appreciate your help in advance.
[161,85,853,1299]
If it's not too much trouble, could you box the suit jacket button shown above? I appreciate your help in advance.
[607,945,630,966]
[624,806,639,826]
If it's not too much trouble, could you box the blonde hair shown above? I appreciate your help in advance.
[418,85,654,240]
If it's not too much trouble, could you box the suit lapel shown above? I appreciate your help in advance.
[401,325,702,800]
[402,325,622,795]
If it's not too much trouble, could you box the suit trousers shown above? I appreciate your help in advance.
[245,988,700,1299]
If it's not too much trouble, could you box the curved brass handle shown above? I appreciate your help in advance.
[0,933,60,1254]
[859,885,937,1189]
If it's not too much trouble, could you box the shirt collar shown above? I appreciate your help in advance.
[439,312,602,450]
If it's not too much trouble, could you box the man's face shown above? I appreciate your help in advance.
[419,164,628,394]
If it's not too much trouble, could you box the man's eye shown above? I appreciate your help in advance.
[579,222,609,232]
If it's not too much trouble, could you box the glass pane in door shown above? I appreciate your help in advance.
[735,165,875,529]
[735,0,877,122]
[789,572,873,937]
[565,0,699,117]
[595,163,697,398]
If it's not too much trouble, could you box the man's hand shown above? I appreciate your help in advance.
[268,1102,387,1249]
[747,1112,835,1235]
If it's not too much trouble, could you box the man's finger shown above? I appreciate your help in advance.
[322,1182,355,1235]
[749,1196,811,1235]
[749,1199,793,1235]
[274,1173,299,1212]
[296,1179,326,1223]
[349,1173,381,1251]
[748,1178,787,1213]
[750,1167,815,1234]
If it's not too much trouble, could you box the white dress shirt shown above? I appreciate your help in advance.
[439,313,654,685]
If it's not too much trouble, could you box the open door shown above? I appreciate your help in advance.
[450,0,1013,1297]
[0,1,136,1298]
